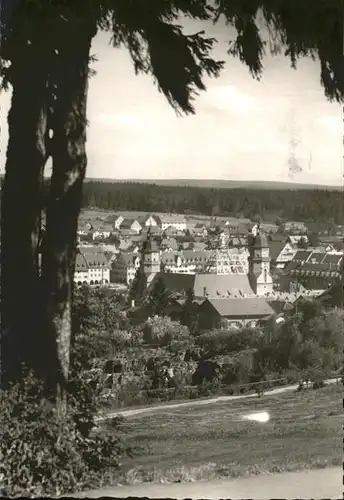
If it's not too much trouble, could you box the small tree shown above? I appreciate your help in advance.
[146,275,171,317]
[181,288,199,335]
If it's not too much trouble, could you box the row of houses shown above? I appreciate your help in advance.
[103,213,187,233]
[78,213,264,241]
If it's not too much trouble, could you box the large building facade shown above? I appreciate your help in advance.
[74,249,111,285]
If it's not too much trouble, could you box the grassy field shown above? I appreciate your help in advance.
[112,384,342,485]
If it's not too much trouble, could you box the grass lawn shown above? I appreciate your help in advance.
[112,384,342,485]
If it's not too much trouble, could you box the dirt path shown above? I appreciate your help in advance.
[71,467,342,499]
[96,377,339,422]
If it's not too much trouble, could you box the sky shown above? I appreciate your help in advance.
[0,17,342,186]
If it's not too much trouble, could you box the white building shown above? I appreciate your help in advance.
[162,250,212,274]
[137,214,161,227]
[92,228,112,240]
[160,214,187,232]
[74,249,110,285]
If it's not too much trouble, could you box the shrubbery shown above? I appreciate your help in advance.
[72,288,344,411]
[143,316,193,350]
[196,327,260,356]
[0,373,133,497]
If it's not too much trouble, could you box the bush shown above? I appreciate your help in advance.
[196,328,260,356]
[143,316,193,349]
[0,373,132,497]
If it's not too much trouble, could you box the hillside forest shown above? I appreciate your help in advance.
[76,181,344,224]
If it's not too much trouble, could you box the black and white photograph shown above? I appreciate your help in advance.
[0,1,343,498]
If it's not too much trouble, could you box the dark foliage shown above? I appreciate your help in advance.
[145,275,172,316]
[0,372,132,497]
[79,181,344,225]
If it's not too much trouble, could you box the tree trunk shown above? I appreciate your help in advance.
[0,39,54,388]
[41,20,96,412]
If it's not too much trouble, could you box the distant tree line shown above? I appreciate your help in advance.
[73,181,344,224]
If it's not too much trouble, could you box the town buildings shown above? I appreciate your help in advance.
[74,248,111,285]
[281,249,343,292]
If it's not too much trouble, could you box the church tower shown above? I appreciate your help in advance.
[248,225,273,296]
[143,234,161,285]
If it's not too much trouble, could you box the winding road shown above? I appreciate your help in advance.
[96,377,339,422]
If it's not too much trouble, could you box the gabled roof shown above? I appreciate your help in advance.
[269,240,288,261]
[322,253,343,266]
[307,252,326,264]
[148,214,162,225]
[293,250,312,262]
[119,218,140,230]
[193,274,254,298]
[104,213,123,224]
[158,272,195,294]
[82,251,110,269]
[75,253,88,271]
[205,297,274,318]
[136,215,148,224]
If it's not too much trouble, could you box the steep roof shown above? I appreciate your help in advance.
[322,253,343,266]
[104,213,122,224]
[206,297,274,318]
[119,218,139,230]
[193,274,254,298]
[269,240,287,261]
[82,251,110,269]
[293,250,312,262]
[159,272,195,294]
[136,215,148,224]
[307,252,326,264]
[75,253,88,271]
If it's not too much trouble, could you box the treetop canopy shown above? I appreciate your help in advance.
[1,0,343,113]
